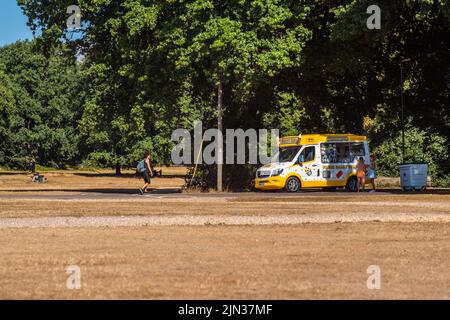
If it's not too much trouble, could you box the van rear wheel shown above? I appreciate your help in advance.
[346,176,358,192]
[285,177,301,192]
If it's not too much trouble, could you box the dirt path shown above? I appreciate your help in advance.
[0,192,449,219]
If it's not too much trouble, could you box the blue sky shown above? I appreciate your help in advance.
[0,0,34,47]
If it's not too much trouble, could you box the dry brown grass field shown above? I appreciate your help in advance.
[1,223,450,299]
[0,167,185,192]
[0,171,449,299]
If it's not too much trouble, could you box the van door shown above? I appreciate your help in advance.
[296,145,320,182]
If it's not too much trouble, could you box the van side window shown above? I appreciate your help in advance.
[321,143,336,163]
[350,143,365,161]
[299,146,315,163]
[321,142,365,163]
[336,143,351,163]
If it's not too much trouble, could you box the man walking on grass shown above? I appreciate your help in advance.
[137,151,153,195]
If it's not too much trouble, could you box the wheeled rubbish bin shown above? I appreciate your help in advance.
[398,163,428,191]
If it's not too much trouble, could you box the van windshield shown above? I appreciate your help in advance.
[279,146,301,163]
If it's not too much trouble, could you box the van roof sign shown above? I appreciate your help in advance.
[280,136,300,145]
[278,134,367,146]
[326,136,349,142]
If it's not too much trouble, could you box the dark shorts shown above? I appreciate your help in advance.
[141,171,151,183]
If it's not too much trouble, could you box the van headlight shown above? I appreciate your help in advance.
[271,169,284,177]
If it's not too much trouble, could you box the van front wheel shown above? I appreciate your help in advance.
[285,177,301,192]
[346,176,358,192]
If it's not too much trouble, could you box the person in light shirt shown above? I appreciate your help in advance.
[366,155,377,193]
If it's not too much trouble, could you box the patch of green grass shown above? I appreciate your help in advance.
[34,164,60,172]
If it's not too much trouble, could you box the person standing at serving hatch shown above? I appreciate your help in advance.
[137,151,153,195]
[356,157,367,192]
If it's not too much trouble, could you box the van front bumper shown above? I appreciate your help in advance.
[254,177,285,190]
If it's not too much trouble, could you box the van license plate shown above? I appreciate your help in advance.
[259,182,265,186]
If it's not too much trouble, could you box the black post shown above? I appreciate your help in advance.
[217,81,223,192]
[399,58,411,164]
[400,63,405,164]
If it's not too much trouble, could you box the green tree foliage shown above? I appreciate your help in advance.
[12,0,450,185]
[329,0,450,136]
[0,41,84,169]
[329,0,450,181]
[0,71,16,163]
[372,126,448,177]
[18,0,313,173]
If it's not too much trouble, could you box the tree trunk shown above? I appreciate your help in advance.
[217,81,223,192]
[115,164,121,175]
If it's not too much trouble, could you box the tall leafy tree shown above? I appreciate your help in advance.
[18,0,313,174]
[0,70,16,164]
[0,40,85,169]
[17,0,450,183]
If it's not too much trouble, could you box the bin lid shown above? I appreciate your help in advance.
[398,162,428,166]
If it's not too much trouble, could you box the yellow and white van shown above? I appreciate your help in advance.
[255,134,370,192]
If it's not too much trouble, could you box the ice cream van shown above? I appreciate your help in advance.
[254,134,370,192]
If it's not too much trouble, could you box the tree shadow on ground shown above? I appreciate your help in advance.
[2,188,182,195]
